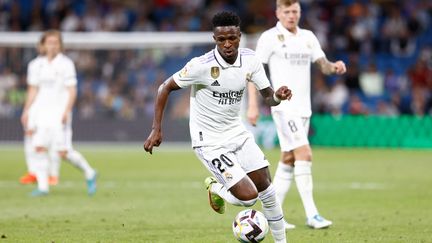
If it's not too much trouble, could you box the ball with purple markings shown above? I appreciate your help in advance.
[232,209,269,243]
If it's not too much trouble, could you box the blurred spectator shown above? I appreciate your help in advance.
[348,94,369,115]
[359,63,385,97]
[61,9,82,31]
[376,100,399,116]
[311,73,329,114]
[344,54,361,93]
[327,78,349,115]
[390,29,417,58]
[410,87,428,116]
[82,3,103,31]
[384,68,408,95]
[103,2,129,31]
[389,92,412,115]
[0,68,18,99]
[381,4,408,53]
[408,59,432,90]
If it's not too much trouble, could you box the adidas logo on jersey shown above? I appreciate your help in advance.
[211,80,220,86]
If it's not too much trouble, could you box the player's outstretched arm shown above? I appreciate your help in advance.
[62,85,77,124]
[258,86,292,107]
[144,78,181,154]
[247,82,260,126]
[315,57,347,75]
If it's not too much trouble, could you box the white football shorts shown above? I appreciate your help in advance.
[194,135,270,189]
[271,110,310,152]
[32,125,72,152]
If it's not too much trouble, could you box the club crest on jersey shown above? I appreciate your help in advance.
[211,66,220,79]
[224,172,233,182]
[277,34,285,42]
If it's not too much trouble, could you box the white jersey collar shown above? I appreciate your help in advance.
[276,21,299,36]
[213,46,241,69]
[42,53,63,64]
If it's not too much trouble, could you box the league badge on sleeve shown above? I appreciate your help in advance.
[179,66,188,77]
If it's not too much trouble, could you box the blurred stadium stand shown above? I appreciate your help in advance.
[0,0,431,147]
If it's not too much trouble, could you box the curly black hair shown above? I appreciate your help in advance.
[212,11,241,29]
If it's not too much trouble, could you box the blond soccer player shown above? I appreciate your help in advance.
[248,0,347,229]
[21,30,97,196]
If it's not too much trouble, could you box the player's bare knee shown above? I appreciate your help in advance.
[35,147,47,153]
[294,145,312,161]
[58,151,68,159]
[281,151,295,165]
[236,189,258,201]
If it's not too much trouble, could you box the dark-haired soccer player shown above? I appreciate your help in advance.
[144,11,291,243]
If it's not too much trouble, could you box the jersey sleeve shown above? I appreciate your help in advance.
[63,59,77,86]
[27,60,39,86]
[310,32,326,62]
[250,57,271,90]
[172,57,206,88]
[255,33,273,64]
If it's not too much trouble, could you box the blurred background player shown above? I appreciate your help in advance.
[144,11,292,243]
[20,30,98,196]
[248,0,347,229]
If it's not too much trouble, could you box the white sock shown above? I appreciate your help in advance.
[49,150,61,178]
[210,182,257,207]
[33,152,50,192]
[24,136,36,174]
[66,150,96,179]
[258,184,286,243]
[294,160,318,219]
[273,161,294,204]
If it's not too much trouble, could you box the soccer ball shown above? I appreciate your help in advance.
[232,209,269,243]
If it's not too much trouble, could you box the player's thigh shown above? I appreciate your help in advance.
[236,137,270,174]
[247,167,272,192]
[64,126,74,151]
[272,111,309,152]
[52,126,69,153]
[32,127,52,150]
[194,146,246,190]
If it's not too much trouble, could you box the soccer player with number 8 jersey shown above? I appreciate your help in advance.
[248,0,347,230]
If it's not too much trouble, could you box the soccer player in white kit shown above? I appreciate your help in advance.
[144,12,292,243]
[248,0,347,229]
[21,30,97,196]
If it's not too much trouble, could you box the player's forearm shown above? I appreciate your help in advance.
[151,81,172,130]
[264,95,281,106]
[316,57,334,75]
[247,82,259,109]
[64,86,77,115]
[259,87,280,106]
[23,86,38,112]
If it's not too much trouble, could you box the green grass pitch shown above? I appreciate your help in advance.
[0,144,431,242]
